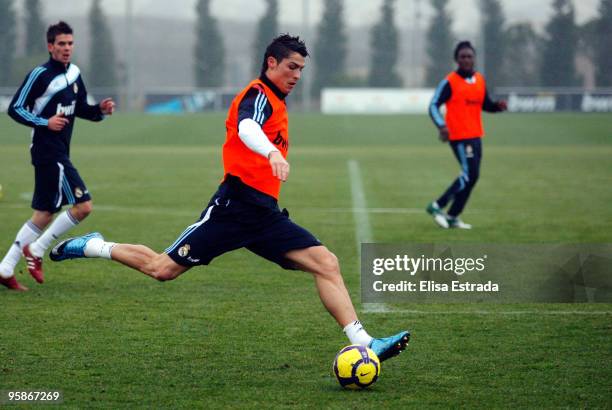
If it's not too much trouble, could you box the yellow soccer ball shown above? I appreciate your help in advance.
[333,345,381,389]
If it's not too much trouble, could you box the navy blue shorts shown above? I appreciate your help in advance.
[165,195,322,270]
[32,161,91,213]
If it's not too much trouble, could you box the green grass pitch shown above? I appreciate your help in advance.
[0,113,611,408]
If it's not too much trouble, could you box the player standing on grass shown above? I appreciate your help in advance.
[427,41,507,229]
[48,34,409,361]
[0,21,115,290]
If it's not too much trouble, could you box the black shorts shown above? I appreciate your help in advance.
[32,161,91,213]
[165,195,322,270]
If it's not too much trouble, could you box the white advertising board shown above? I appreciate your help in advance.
[321,88,435,114]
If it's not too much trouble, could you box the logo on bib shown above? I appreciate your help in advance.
[272,132,289,150]
[465,144,474,158]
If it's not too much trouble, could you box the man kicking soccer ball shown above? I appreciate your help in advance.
[50,35,409,362]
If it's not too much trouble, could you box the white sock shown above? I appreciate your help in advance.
[0,221,42,278]
[84,238,116,260]
[29,210,79,257]
[343,320,373,346]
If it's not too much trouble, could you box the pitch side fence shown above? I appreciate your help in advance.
[320,88,612,114]
[2,87,612,114]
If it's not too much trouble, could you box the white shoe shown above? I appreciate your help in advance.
[433,213,449,229]
[426,202,449,229]
[448,217,472,229]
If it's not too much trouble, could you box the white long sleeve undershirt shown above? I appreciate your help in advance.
[238,118,279,158]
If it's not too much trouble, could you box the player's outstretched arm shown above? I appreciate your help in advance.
[438,126,450,143]
[483,88,507,113]
[99,98,115,115]
[74,78,111,121]
[237,118,289,181]
[269,151,290,182]
[8,67,50,128]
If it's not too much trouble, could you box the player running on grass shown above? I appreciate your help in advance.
[0,21,115,291]
[427,41,507,229]
[49,35,409,361]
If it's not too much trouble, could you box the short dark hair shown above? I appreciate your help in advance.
[47,21,73,44]
[260,34,309,76]
[454,41,475,60]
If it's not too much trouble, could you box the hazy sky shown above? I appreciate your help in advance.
[23,0,601,35]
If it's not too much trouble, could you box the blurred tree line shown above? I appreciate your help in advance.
[0,0,47,87]
[194,0,224,87]
[0,0,611,94]
[195,0,612,92]
[425,0,612,88]
[88,0,118,89]
[0,0,118,90]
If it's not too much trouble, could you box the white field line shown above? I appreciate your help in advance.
[347,160,373,246]
[3,202,197,217]
[347,160,388,314]
[364,307,612,315]
[6,198,426,215]
[9,196,520,215]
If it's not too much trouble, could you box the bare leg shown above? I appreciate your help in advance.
[69,200,93,222]
[110,244,189,281]
[285,246,358,327]
[31,210,54,230]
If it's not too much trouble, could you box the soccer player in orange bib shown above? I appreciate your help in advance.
[427,41,507,229]
[50,35,409,361]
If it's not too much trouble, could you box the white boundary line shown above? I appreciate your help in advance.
[5,200,433,215]
[347,160,373,246]
[365,308,612,315]
[7,195,488,215]
[347,160,388,314]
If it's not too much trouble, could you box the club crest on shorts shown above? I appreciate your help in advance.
[178,244,190,257]
[73,82,78,93]
[466,144,474,158]
[74,187,83,198]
